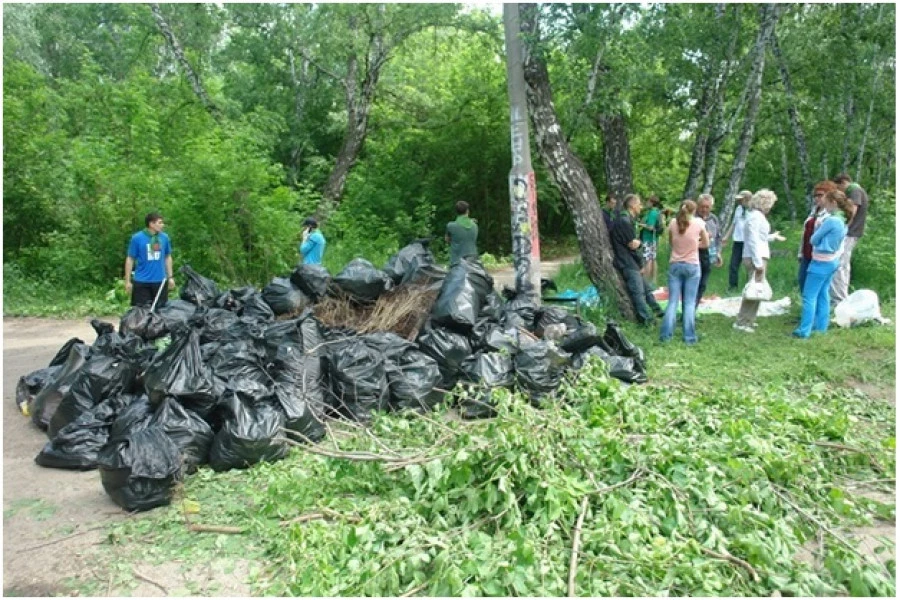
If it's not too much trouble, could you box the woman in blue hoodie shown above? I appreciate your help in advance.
[792,190,854,338]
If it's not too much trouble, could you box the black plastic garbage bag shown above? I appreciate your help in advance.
[514,341,571,405]
[192,308,243,345]
[110,394,154,439]
[501,292,539,331]
[431,258,494,330]
[241,292,276,322]
[262,277,310,316]
[91,319,116,337]
[559,322,613,355]
[91,331,156,367]
[16,366,60,415]
[49,337,85,367]
[149,397,214,471]
[387,349,445,412]
[362,332,414,363]
[142,326,218,418]
[334,258,393,302]
[416,323,472,387]
[479,291,503,320]
[460,352,515,420]
[208,388,287,471]
[602,321,646,367]
[534,307,578,339]
[383,241,447,286]
[156,299,197,331]
[207,338,271,398]
[98,426,182,512]
[119,306,168,340]
[575,346,648,385]
[48,355,139,439]
[179,264,220,307]
[30,341,91,431]
[478,324,523,354]
[325,337,390,422]
[290,264,331,300]
[33,391,128,471]
[214,286,257,313]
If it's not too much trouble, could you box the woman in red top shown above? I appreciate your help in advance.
[798,181,837,292]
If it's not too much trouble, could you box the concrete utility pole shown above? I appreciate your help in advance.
[503,3,542,301]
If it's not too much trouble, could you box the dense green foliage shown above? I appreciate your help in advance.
[3,3,895,305]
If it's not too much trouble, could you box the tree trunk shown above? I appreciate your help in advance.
[519,3,635,320]
[770,31,812,211]
[599,113,634,199]
[149,3,221,121]
[778,126,797,222]
[855,5,885,183]
[840,87,855,173]
[719,4,779,228]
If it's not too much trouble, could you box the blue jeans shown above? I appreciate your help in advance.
[798,256,811,292]
[660,262,701,344]
[794,259,839,338]
[620,267,662,323]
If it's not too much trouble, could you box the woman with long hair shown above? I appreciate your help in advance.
[792,190,853,338]
[659,200,709,345]
[798,181,837,291]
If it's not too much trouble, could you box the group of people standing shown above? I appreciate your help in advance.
[605,172,868,345]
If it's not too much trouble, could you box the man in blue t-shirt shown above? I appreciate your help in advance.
[299,217,326,265]
[124,212,174,308]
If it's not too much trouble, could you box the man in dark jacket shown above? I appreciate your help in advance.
[610,194,665,325]
[445,201,479,265]
[830,173,868,306]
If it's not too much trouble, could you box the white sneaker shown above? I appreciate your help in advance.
[750,322,759,328]
[732,323,754,333]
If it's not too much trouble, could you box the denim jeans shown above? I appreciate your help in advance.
[621,267,662,323]
[798,256,811,292]
[660,262,701,344]
[696,248,711,308]
[728,241,744,289]
[794,259,839,338]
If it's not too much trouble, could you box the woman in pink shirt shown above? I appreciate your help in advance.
[659,200,709,345]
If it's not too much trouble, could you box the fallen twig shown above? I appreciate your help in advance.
[568,496,590,597]
[590,469,646,495]
[132,566,169,595]
[771,485,892,577]
[280,508,361,526]
[698,545,760,583]
[276,434,449,469]
[400,581,429,597]
[186,524,245,534]
[17,524,106,553]
[810,441,885,473]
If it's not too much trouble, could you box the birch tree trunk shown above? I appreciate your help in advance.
[149,3,221,121]
[840,87,855,173]
[855,4,885,182]
[599,113,634,200]
[719,4,779,228]
[770,31,813,211]
[777,124,797,222]
[519,3,635,320]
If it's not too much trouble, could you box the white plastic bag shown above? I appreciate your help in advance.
[742,278,772,302]
[833,289,887,328]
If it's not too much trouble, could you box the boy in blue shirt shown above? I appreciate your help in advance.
[299,217,326,265]
[124,212,174,308]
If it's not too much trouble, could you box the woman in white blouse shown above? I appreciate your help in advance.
[734,189,785,332]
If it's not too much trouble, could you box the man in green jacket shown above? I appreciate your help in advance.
[445,201,479,265]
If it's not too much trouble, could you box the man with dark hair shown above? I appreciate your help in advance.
[124,212,174,308]
[445,200,479,265]
[695,194,723,308]
[723,190,751,291]
[830,173,868,305]
[602,193,618,230]
[299,216,326,265]
[610,194,665,325]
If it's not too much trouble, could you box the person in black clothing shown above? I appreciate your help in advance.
[610,194,665,325]
[602,193,618,230]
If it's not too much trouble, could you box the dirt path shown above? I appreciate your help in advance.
[487,255,580,292]
[2,317,252,596]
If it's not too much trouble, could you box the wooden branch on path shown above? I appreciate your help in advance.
[567,496,590,597]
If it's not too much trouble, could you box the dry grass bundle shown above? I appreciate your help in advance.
[314,285,439,340]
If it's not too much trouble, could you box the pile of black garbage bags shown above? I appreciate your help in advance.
[15,241,647,512]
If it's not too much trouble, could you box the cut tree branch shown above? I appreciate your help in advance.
[567,496,590,597]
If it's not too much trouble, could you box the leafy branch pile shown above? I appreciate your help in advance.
[150,359,894,596]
